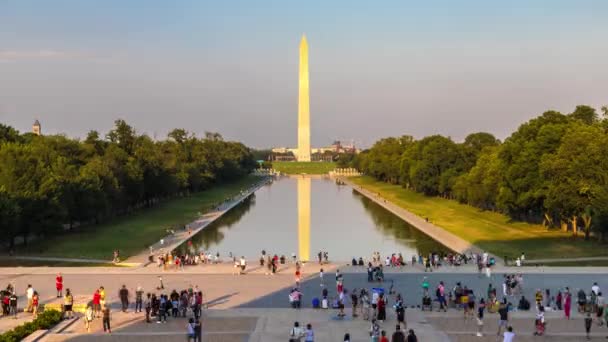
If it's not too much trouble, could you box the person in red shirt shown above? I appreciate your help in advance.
[295,270,301,287]
[93,289,102,318]
[380,330,389,342]
[55,273,63,298]
[32,291,40,319]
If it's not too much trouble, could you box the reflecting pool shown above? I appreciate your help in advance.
[178,176,448,261]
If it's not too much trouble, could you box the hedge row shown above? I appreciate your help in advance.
[0,310,62,342]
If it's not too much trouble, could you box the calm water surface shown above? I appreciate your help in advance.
[179,176,447,261]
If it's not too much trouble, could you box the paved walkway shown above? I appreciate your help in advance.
[526,256,608,263]
[126,177,271,264]
[0,255,115,264]
[342,178,501,263]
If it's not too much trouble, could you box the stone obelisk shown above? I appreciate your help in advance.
[297,35,311,162]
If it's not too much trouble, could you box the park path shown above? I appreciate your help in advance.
[125,177,271,264]
[341,177,503,264]
[0,255,111,264]
[525,256,608,263]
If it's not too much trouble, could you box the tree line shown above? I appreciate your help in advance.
[354,105,608,240]
[0,120,256,249]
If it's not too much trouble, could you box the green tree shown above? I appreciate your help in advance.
[540,123,608,239]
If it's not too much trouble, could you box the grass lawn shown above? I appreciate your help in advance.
[350,176,608,260]
[272,161,336,174]
[18,175,263,260]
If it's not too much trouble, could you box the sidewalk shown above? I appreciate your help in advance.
[0,311,37,335]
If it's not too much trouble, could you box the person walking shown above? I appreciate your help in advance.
[85,305,94,332]
[476,298,485,337]
[289,321,304,341]
[194,319,202,342]
[502,326,515,342]
[406,329,418,342]
[157,294,167,323]
[239,256,247,274]
[55,273,63,298]
[144,293,152,323]
[135,285,144,313]
[370,319,381,342]
[437,282,446,312]
[597,292,604,326]
[395,294,406,329]
[564,288,572,320]
[377,293,386,322]
[92,289,101,318]
[534,305,545,336]
[380,330,389,342]
[391,325,406,342]
[304,323,314,342]
[187,318,196,341]
[9,291,17,319]
[351,290,359,318]
[26,284,34,312]
[119,285,129,312]
[31,291,39,319]
[585,312,592,340]
[64,289,74,319]
[497,300,509,337]
[361,289,371,320]
[102,305,111,333]
[99,286,106,308]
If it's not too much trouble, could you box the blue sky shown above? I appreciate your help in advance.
[1,0,607,147]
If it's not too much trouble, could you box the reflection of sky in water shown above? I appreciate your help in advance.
[180,177,447,261]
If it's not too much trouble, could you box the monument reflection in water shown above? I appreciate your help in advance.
[297,176,311,262]
[179,177,447,261]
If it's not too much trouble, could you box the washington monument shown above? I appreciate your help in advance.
[297,35,311,162]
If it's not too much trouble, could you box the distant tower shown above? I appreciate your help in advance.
[32,120,41,136]
[297,35,311,162]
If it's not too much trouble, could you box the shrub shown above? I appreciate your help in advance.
[0,310,62,342]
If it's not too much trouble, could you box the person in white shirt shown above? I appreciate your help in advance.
[26,285,35,312]
[592,282,600,296]
[187,318,195,341]
[239,256,246,274]
[290,321,304,340]
[503,326,515,342]
[319,269,324,287]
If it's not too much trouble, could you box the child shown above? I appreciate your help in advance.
[319,268,324,287]
[534,305,545,336]
[585,312,592,340]
[85,305,94,332]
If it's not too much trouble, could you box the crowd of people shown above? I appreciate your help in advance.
[4,251,608,341]
[278,251,608,341]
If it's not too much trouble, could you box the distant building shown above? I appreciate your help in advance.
[32,120,42,136]
[271,140,359,162]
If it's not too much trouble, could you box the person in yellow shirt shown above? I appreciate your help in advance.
[100,286,106,307]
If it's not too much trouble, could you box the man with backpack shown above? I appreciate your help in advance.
[437,281,446,312]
